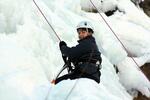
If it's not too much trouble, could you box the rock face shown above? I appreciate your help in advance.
[140,0,150,17]
[134,63,150,100]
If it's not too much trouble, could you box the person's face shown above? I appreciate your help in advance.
[77,28,90,40]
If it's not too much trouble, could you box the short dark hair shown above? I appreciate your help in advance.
[77,28,94,34]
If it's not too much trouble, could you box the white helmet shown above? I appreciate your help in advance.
[76,21,94,33]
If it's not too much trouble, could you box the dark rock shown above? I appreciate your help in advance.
[134,63,150,100]
[140,0,150,17]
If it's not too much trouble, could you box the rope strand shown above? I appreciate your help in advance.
[33,0,61,41]
[89,0,141,70]
[32,0,62,100]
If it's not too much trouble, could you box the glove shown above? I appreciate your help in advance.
[59,41,67,49]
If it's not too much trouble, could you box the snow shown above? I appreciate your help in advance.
[48,79,131,100]
[0,35,50,100]
[117,57,150,97]
[0,0,150,100]
[48,55,133,100]
[81,0,118,12]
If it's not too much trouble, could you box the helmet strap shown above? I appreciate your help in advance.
[86,28,88,33]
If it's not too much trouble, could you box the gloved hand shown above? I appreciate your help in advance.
[59,41,67,49]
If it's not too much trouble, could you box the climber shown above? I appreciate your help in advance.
[55,21,102,84]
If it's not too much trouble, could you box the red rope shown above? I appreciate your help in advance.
[90,0,141,70]
[33,0,61,41]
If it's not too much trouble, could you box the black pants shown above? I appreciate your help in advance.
[55,72,100,84]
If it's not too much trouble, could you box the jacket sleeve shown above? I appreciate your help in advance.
[60,42,90,61]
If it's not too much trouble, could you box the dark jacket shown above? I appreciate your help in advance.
[60,35,102,83]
